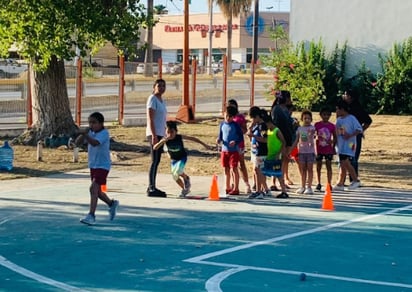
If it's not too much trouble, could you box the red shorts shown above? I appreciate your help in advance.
[221,151,240,168]
[90,168,109,186]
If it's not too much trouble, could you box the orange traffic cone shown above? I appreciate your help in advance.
[101,184,107,193]
[321,183,334,211]
[208,174,220,201]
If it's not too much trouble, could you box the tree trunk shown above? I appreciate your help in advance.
[20,55,77,145]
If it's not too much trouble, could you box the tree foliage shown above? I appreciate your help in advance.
[263,40,325,110]
[210,0,251,18]
[374,37,412,114]
[0,0,148,144]
[210,0,251,76]
[0,0,148,70]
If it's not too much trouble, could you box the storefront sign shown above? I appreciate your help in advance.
[164,24,239,33]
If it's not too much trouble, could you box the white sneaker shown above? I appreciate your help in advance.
[348,181,361,190]
[304,187,314,194]
[109,200,119,221]
[296,187,305,194]
[333,184,345,191]
[80,214,95,225]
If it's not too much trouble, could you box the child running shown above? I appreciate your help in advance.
[153,121,212,198]
[292,110,316,194]
[76,112,119,226]
[217,106,244,195]
[314,107,337,191]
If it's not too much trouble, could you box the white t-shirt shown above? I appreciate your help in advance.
[87,128,111,171]
[145,94,167,137]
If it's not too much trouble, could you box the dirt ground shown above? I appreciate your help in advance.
[1,114,411,191]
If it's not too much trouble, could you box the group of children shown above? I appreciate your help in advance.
[217,98,363,199]
[77,95,363,225]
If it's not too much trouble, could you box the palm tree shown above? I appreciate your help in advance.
[144,0,154,76]
[210,0,252,76]
[154,4,168,15]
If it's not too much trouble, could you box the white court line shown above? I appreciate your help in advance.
[184,204,412,291]
[201,260,412,290]
[1,215,89,291]
[0,256,90,292]
[205,267,248,292]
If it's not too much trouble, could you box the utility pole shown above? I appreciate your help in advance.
[207,2,213,75]
[250,0,259,106]
[176,0,194,122]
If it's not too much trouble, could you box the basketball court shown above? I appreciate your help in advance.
[1,169,411,291]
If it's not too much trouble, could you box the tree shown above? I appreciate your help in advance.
[210,0,251,76]
[154,4,168,15]
[0,0,147,145]
[144,0,155,77]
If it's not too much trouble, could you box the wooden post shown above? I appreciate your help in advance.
[118,55,125,125]
[222,55,228,114]
[26,63,32,127]
[75,58,83,126]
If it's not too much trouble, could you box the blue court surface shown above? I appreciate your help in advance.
[1,169,411,291]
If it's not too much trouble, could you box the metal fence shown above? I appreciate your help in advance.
[0,62,272,127]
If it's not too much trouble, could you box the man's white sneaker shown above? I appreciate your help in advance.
[304,187,314,194]
[348,181,361,190]
[296,187,305,194]
[333,184,345,191]
[80,214,95,225]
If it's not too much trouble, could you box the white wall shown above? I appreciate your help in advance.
[290,0,412,75]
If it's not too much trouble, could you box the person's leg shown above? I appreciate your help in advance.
[352,134,362,176]
[298,154,306,189]
[283,146,294,185]
[344,158,359,183]
[229,152,240,193]
[231,167,240,192]
[88,181,99,215]
[316,156,323,186]
[148,135,163,191]
[325,157,333,186]
[337,158,350,186]
[307,161,314,189]
[224,167,231,191]
[171,162,185,190]
[238,151,251,191]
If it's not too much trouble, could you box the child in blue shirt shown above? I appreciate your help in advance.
[334,100,363,191]
[217,106,244,195]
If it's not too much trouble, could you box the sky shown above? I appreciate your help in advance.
[153,0,291,14]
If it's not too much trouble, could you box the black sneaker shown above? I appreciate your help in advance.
[315,184,322,192]
[276,192,289,198]
[147,188,167,198]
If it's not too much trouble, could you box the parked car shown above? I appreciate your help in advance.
[0,59,28,78]
[169,63,182,75]
[212,60,245,73]
[136,63,159,74]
